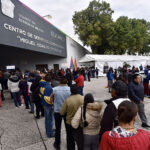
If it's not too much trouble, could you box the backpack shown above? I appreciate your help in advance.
[30,80,41,103]
[31,86,41,103]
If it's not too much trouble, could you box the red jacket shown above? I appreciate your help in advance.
[100,130,150,150]
[74,75,84,87]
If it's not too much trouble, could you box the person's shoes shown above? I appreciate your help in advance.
[35,116,40,119]
[19,104,24,108]
[142,123,150,128]
[53,142,60,150]
[41,114,44,117]
[29,111,34,114]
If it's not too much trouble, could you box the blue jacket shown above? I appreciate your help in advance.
[41,82,53,106]
[39,80,47,98]
[107,72,114,80]
[53,86,71,113]
[144,68,149,76]
[144,74,150,83]
[128,81,144,103]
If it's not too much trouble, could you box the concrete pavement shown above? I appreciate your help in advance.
[0,77,150,150]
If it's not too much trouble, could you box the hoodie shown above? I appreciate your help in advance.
[8,75,20,92]
[71,102,102,135]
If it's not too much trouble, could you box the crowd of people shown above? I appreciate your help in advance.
[0,66,150,150]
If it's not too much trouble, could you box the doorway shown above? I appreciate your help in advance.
[36,64,48,72]
[53,64,59,70]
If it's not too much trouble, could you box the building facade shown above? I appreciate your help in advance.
[0,0,88,71]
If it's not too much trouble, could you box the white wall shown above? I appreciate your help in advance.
[66,37,87,68]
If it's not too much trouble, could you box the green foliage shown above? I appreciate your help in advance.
[123,62,131,68]
[72,0,150,55]
[73,0,114,54]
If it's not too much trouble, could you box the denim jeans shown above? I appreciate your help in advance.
[137,102,147,124]
[54,113,66,146]
[79,86,83,96]
[43,105,54,137]
[22,92,30,109]
[108,80,113,92]
[12,92,21,107]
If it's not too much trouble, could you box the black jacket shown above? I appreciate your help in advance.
[99,97,129,142]
[128,81,144,103]
[30,76,41,103]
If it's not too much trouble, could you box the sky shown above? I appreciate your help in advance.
[19,0,150,50]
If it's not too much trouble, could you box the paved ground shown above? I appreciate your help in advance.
[0,77,150,150]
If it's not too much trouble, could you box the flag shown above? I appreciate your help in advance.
[74,58,77,71]
[70,57,74,69]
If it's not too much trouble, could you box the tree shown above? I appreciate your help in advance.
[109,16,131,54]
[127,18,148,54]
[72,0,114,54]
[138,21,150,55]
[73,0,150,55]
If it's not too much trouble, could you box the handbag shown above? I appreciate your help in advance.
[73,106,84,150]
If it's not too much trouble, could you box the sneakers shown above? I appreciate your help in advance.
[35,116,40,119]
[142,123,150,128]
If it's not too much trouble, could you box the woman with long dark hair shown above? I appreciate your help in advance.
[72,93,102,150]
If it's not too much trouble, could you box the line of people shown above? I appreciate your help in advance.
[1,68,150,150]
[34,70,150,150]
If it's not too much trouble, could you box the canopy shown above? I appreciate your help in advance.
[79,54,150,76]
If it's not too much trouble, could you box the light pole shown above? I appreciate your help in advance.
[42,15,52,19]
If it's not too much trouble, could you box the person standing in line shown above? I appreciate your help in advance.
[95,67,99,79]
[100,101,150,150]
[28,73,35,114]
[72,93,103,150]
[19,75,31,109]
[99,80,129,142]
[0,71,5,101]
[8,72,21,108]
[30,76,43,119]
[53,76,71,150]
[128,73,150,128]
[66,69,73,87]
[74,71,84,95]
[87,68,91,82]
[60,84,84,150]
[3,70,10,90]
[107,68,114,93]
[41,74,55,138]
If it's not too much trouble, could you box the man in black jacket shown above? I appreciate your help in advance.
[99,80,129,142]
[128,73,150,128]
